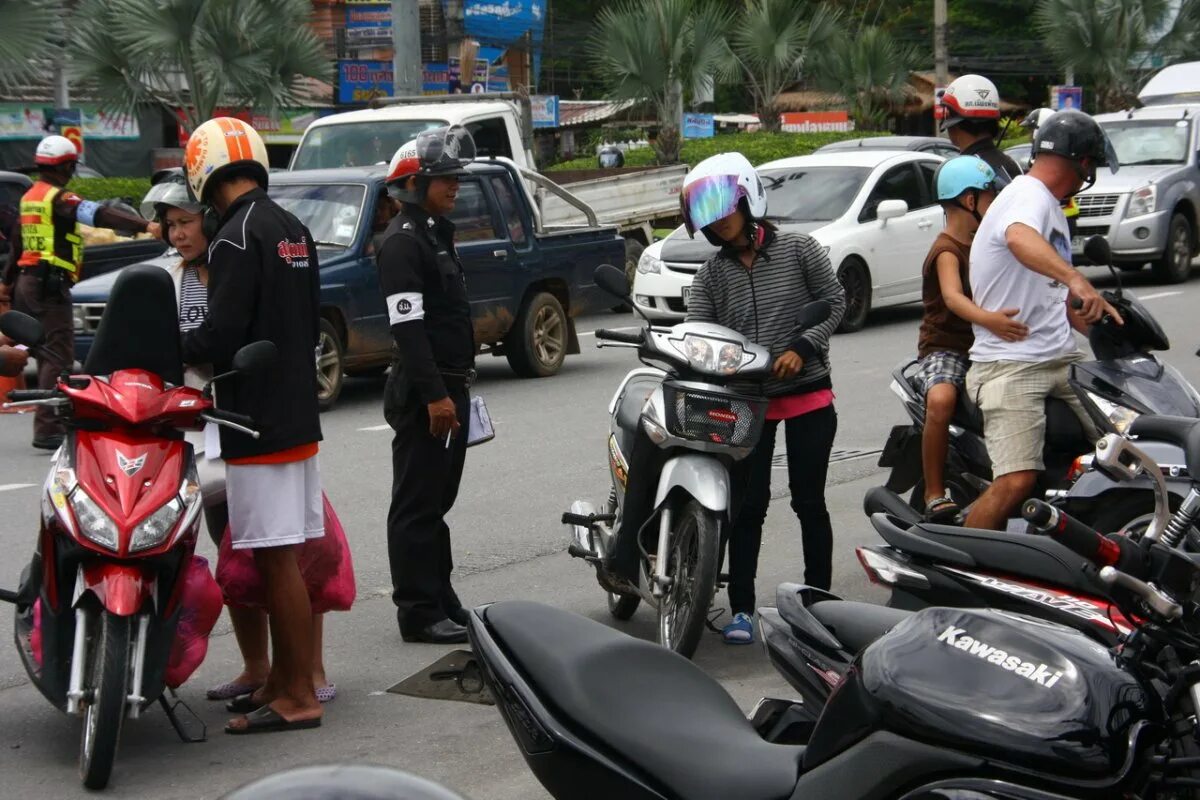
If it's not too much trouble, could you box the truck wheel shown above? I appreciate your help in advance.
[836,258,871,333]
[317,318,345,411]
[1152,213,1194,284]
[506,292,568,378]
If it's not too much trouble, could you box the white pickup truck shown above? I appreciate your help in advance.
[290,94,685,273]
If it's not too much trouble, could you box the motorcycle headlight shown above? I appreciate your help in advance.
[670,334,748,375]
[637,251,663,274]
[70,488,120,551]
[1127,184,1157,217]
[130,461,201,553]
[1085,390,1141,434]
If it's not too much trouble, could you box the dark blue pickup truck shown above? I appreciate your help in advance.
[71,160,624,408]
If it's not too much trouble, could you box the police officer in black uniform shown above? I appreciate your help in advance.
[376,126,477,645]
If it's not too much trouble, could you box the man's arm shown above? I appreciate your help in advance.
[53,193,159,238]
[181,237,260,366]
[936,253,1028,341]
[377,234,448,404]
[1004,222,1121,325]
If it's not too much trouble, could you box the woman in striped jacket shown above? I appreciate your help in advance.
[681,153,847,645]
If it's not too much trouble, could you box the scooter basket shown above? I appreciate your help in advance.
[662,382,767,448]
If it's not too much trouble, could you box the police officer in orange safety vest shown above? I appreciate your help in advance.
[0,135,159,450]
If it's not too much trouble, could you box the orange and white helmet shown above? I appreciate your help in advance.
[185,117,270,203]
[940,74,1001,127]
[35,135,78,166]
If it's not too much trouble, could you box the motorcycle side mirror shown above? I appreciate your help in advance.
[1082,235,1122,299]
[0,310,45,348]
[594,264,631,300]
[797,300,831,330]
[232,340,278,375]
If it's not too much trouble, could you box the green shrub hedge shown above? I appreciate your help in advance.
[70,177,152,204]
[547,130,889,171]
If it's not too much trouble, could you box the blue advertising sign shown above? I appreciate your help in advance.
[345,3,391,45]
[530,95,558,128]
[464,0,545,46]
[682,113,714,139]
[338,60,393,104]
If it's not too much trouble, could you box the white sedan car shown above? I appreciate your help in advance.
[632,150,947,331]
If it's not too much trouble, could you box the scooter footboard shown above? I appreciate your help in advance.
[466,606,669,800]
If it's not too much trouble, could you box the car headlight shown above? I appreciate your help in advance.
[72,305,87,334]
[1085,390,1140,434]
[670,334,749,375]
[1127,184,1157,217]
[130,461,201,553]
[637,251,663,274]
[70,487,120,551]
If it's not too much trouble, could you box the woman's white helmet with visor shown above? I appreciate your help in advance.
[680,152,767,246]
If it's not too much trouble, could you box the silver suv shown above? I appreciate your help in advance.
[1075,103,1200,283]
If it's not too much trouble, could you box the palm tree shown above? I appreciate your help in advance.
[0,0,58,89]
[725,0,840,132]
[589,0,735,164]
[813,26,917,130]
[71,0,330,134]
[1035,0,1200,111]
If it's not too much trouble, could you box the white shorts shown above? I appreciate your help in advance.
[226,455,324,550]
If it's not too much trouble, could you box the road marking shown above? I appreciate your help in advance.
[1138,291,1183,300]
[0,483,35,492]
[358,424,391,432]
[578,326,643,338]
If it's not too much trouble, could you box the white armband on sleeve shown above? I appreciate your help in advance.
[76,199,100,227]
[387,292,425,324]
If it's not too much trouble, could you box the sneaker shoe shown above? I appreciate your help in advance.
[32,435,63,452]
[722,612,754,645]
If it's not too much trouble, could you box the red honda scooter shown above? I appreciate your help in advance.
[0,265,274,789]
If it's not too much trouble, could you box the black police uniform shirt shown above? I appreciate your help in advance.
[181,187,323,460]
[375,206,475,405]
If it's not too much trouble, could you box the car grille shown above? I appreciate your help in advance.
[1076,225,1109,238]
[665,297,687,313]
[75,303,105,334]
[664,261,701,275]
[663,382,767,448]
[1076,194,1120,218]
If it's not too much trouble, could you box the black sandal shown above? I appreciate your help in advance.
[924,495,960,523]
[226,693,265,714]
[225,705,322,736]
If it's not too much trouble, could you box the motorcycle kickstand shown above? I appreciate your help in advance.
[0,589,17,604]
[159,690,207,743]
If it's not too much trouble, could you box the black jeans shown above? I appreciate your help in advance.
[728,404,838,615]
[385,373,471,634]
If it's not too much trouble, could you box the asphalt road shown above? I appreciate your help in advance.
[2,264,1200,798]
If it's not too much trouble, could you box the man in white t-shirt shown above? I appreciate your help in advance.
[964,110,1122,530]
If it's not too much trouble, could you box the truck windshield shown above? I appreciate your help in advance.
[1101,119,1192,166]
[269,183,367,249]
[292,120,446,169]
[759,166,872,222]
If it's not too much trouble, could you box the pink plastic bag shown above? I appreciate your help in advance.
[216,493,356,614]
[165,555,223,688]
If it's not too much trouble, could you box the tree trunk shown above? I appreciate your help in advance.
[759,106,782,132]
[655,80,685,164]
[656,126,682,165]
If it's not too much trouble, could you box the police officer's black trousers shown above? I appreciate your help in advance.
[13,272,71,440]
[385,381,471,634]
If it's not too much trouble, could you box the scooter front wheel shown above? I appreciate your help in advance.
[79,610,132,790]
[658,499,720,659]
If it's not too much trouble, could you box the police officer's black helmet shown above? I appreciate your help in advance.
[598,145,624,169]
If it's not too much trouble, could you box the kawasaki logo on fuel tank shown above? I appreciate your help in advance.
[937,626,1065,688]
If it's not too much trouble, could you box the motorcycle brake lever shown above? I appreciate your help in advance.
[1099,566,1183,621]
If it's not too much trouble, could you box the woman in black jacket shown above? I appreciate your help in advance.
[681,152,847,645]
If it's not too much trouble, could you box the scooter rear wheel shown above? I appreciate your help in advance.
[658,500,720,659]
[79,611,131,790]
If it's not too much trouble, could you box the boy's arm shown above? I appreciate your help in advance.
[935,253,1028,342]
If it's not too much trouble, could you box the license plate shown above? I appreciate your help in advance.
[1071,235,1086,251]
[681,287,690,308]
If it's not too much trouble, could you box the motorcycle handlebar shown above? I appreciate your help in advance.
[594,329,645,345]
[6,389,55,402]
[205,409,256,429]
[1022,499,1144,576]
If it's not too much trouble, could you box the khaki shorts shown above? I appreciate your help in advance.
[966,354,1096,478]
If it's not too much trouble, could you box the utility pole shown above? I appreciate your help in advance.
[445,0,464,62]
[392,0,422,96]
[933,0,948,88]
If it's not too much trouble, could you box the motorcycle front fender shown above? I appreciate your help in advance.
[653,453,729,514]
[80,563,152,617]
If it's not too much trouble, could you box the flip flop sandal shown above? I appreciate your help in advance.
[225,706,322,736]
[924,496,960,523]
[316,684,337,704]
[226,693,267,714]
[206,681,263,701]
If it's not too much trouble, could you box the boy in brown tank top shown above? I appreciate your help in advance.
[917,156,1027,521]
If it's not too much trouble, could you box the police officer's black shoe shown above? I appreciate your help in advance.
[401,618,468,644]
[32,435,63,451]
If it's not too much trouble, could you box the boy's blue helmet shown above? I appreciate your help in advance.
[934,155,996,202]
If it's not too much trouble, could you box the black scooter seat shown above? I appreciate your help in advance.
[808,600,912,654]
[904,519,1106,593]
[485,601,804,800]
